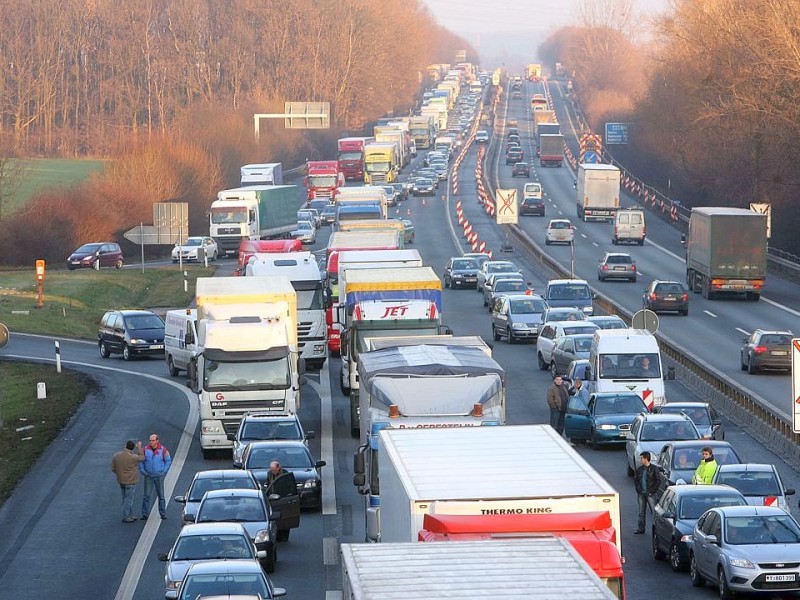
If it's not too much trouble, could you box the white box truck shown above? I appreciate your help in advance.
[576,163,620,222]
[240,163,283,186]
[378,425,621,550]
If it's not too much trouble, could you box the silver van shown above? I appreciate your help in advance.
[613,208,645,245]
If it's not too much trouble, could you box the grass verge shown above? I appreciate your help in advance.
[0,265,212,339]
[0,363,93,505]
[9,158,106,214]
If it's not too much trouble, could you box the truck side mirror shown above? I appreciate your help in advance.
[680,233,686,246]
[439,324,453,335]
[353,451,365,475]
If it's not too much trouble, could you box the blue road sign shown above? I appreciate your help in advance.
[605,123,630,145]
[582,150,600,164]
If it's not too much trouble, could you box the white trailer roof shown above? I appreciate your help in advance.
[379,425,616,500]
[341,538,616,599]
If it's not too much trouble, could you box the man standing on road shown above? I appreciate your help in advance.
[140,433,171,520]
[634,451,664,534]
[546,374,569,435]
[693,446,718,484]
[111,440,143,522]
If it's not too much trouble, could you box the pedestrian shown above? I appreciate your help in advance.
[139,433,172,520]
[265,461,289,490]
[692,446,718,484]
[546,374,570,435]
[111,439,144,522]
[634,451,664,534]
[569,377,589,404]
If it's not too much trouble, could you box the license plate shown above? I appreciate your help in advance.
[151,344,164,350]
[772,351,788,356]
[664,295,676,301]
[614,267,625,271]
[766,574,796,582]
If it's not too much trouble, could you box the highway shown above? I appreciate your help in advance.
[2,88,800,599]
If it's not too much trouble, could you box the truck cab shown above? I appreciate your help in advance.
[304,160,343,202]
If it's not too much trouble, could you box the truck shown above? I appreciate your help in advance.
[417,512,625,598]
[535,122,561,149]
[534,109,558,132]
[337,137,373,182]
[683,207,768,300]
[526,63,543,81]
[340,538,617,599]
[190,276,301,457]
[378,424,622,549]
[420,104,448,130]
[374,128,409,168]
[531,94,549,112]
[326,249,423,354]
[409,116,435,149]
[304,160,343,202]
[245,251,327,369]
[209,185,299,257]
[240,163,283,186]
[363,142,398,184]
[433,136,454,158]
[539,133,565,167]
[576,164,621,222]
[353,341,506,542]
[335,186,389,219]
[337,219,404,235]
[234,239,301,276]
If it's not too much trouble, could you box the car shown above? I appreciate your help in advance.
[651,484,748,572]
[550,333,595,376]
[507,118,519,128]
[171,237,218,263]
[416,170,440,188]
[429,161,449,180]
[380,185,400,207]
[564,359,591,387]
[541,306,588,324]
[290,220,316,244]
[712,463,796,511]
[476,260,521,293]
[400,219,415,244]
[241,440,326,510]
[544,278,594,315]
[176,560,286,600]
[228,413,314,468]
[98,309,165,361]
[598,252,637,282]
[444,256,480,289]
[625,413,701,476]
[484,277,531,309]
[388,182,408,202]
[658,440,744,486]
[308,199,331,214]
[483,271,525,295]
[536,321,600,372]
[565,392,649,446]
[688,506,800,597]
[545,219,574,245]
[587,315,627,330]
[507,127,520,138]
[297,208,321,228]
[159,522,264,597]
[424,151,448,167]
[642,280,689,315]
[740,329,793,374]
[508,133,521,145]
[520,195,545,216]
[320,204,337,225]
[511,162,530,177]
[67,242,124,270]
[463,252,491,267]
[174,469,262,525]
[411,177,435,196]
[505,141,522,153]
[655,402,724,440]
[191,489,278,572]
[505,149,523,164]
[491,294,546,343]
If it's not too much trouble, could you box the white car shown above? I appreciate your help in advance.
[171,237,218,263]
[476,130,489,143]
[291,221,316,244]
[297,208,320,229]
[545,219,575,245]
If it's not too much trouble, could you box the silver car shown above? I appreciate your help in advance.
[655,401,724,440]
[477,261,520,293]
[491,294,546,344]
[174,469,261,525]
[689,506,800,596]
[625,412,700,474]
[290,220,316,244]
[712,463,796,512]
[483,274,528,308]
[598,252,637,282]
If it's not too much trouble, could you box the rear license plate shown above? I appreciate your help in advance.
[614,267,625,271]
[772,351,788,356]
[664,295,676,301]
[766,574,796,582]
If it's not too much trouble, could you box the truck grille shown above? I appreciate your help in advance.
[313,190,334,199]
[370,174,387,183]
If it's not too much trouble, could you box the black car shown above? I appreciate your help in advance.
[511,162,530,177]
[67,242,124,270]
[320,204,337,225]
[520,196,545,216]
[412,177,435,196]
[652,484,747,571]
[242,441,326,510]
[643,280,689,315]
[98,309,165,360]
[740,329,793,374]
[443,256,480,289]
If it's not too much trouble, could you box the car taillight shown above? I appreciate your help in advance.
[631,265,636,271]
[682,293,688,301]
[753,345,768,355]
[650,292,657,301]
[601,265,608,271]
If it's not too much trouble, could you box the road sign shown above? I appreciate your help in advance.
[605,123,631,145]
[579,133,603,163]
[124,225,184,245]
[793,338,800,433]
[284,102,330,129]
[35,260,45,281]
[631,309,659,334]
[495,189,518,225]
[582,151,600,164]
[750,203,771,239]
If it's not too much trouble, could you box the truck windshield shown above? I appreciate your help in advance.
[210,207,248,224]
[204,357,290,390]
[366,162,390,172]
[338,152,361,160]
[296,287,323,311]
[308,175,337,188]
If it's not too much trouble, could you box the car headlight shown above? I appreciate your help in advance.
[729,557,755,569]
[201,424,222,433]
[453,274,463,279]
[582,306,593,313]
[303,479,318,489]
[233,446,243,463]
[512,323,526,329]
[254,528,272,544]
[166,579,181,590]
[129,338,145,344]
[597,424,617,430]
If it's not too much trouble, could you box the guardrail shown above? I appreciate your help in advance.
[474,84,800,466]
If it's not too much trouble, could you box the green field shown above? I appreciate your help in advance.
[7,158,106,214]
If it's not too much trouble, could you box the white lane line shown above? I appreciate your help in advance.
[704,310,718,318]
[326,592,343,600]
[592,242,599,247]
[761,296,800,318]
[557,210,563,215]
[580,233,587,239]
[307,360,337,515]
[735,327,750,336]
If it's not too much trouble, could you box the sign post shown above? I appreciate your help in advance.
[495,189,518,252]
[35,260,45,308]
[792,339,800,433]
[750,203,771,239]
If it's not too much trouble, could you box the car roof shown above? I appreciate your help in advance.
[485,261,516,267]
[503,293,544,301]
[715,463,775,474]
[663,440,734,451]
[242,413,301,423]
[178,522,251,536]
[551,321,599,330]
[658,402,710,409]
[603,252,632,259]
[753,328,793,336]
[184,559,264,576]
[548,278,589,286]
[201,488,263,500]
[246,440,307,450]
[712,505,791,517]
[637,413,694,423]
[194,469,255,480]
[667,484,745,497]
[114,309,158,317]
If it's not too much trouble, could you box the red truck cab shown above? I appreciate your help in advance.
[337,137,372,182]
[305,160,344,203]
[235,239,302,276]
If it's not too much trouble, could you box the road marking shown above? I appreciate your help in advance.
[761,296,800,317]
[703,310,717,318]
[592,242,599,247]
[557,210,563,215]
[326,592,343,600]
[322,536,338,565]
[319,360,337,515]
[735,327,750,336]
[580,233,587,239]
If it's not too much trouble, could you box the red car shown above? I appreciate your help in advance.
[67,242,124,270]
[512,162,530,177]
[505,149,524,165]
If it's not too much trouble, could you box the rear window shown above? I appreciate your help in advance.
[760,334,792,345]
[655,283,684,294]
[550,221,571,230]
[716,472,781,496]
[606,255,632,264]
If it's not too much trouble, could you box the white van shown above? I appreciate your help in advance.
[585,328,666,409]
[523,182,543,200]
[164,309,198,377]
[613,208,645,245]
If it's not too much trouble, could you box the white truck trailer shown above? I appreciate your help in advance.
[576,163,621,222]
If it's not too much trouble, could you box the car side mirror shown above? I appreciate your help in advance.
[706,534,719,545]
[184,514,195,523]
[174,495,186,504]
[305,431,316,440]
[273,587,287,598]
[786,488,796,496]
[591,292,598,299]
[256,550,267,559]
[315,460,327,469]
[158,553,169,562]
[226,433,236,441]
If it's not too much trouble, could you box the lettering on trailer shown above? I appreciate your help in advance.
[396,423,479,429]
[381,305,409,318]
[480,508,554,515]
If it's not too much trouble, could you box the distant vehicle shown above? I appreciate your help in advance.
[297,208,321,228]
[658,440,743,486]
[597,252,637,282]
[536,321,600,373]
[98,310,165,361]
[411,177,435,196]
[443,256,480,289]
[545,219,574,245]
[613,208,646,245]
[520,195,545,216]
[320,204,337,225]
[228,412,314,469]
[544,278,594,315]
[565,392,649,447]
[625,412,700,474]
[643,280,689,316]
[174,469,261,525]
[740,329,793,374]
[290,221,316,244]
[511,162,530,177]
[490,294,546,343]
[463,252,491,267]
[507,128,520,137]
[176,560,286,600]
[587,315,627,330]
[505,148,523,165]
[550,333,595,376]
[476,261,521,292]
[655,401,724,440]
[67,242,124,270]
[484,277,531,310]
[712,463,796,512]
[171,237,218,263]
[400,219,415,244]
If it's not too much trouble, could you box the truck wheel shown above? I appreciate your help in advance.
[168,356,179,377]
[277,529,290,542]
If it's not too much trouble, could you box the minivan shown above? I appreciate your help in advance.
[98,310,165,361]
[613,208,645,245]
[544,279,594,315]
[164,308,198,376]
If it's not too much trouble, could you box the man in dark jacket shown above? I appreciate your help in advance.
[545,374,570,435]
[634,451,665,534]
[111,440,143,522]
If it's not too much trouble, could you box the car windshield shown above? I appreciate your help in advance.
[452,259,478,270]
[178,239,203,247]
[598,353,661,379]
[246,446,313,469]
[678,495,746,520]
[188,476,256,502]
[75,243,103,253]
[593,318,626,330]
[511,299,545,314]
[550,221,571,230]
[241,421,301,442]
[296,222,312,231]
[179,573,269,600]
[488,263,517,273]
[661,406,711,427]
[716,472,782,496]
[640,422,697,442]
[594,395,646,415]
[172,534,254,561]
[605,255,631,264]
[197,497,266,522]
[725,515,800,545]
[549,284,589,300]
[495,281,527,292]
[655,283,684,294]
[124,315,164,330]
[671,446,739,469]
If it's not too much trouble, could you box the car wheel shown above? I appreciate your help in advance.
[588,429,597,449]
[718,566,733,599]
[99,342,110,359]
[652,530,666,561]
[689,553,705,587]
[168,356,179,377]
[115,259,123,269]
[680,308,689,316]
[550,361,557,377]
[211,251,218,261]
[492,325,501,341]
[669,540,685,571]
[747,355,758,375]
[740,354,747,371]
[507,328,515,344]
[444,277,450,289]
[264,544,277,573]
[277,529,290,542]
[627,460,634,477]
[122,344,132,361]
[537,352,548,371]
[483,296,488,307]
